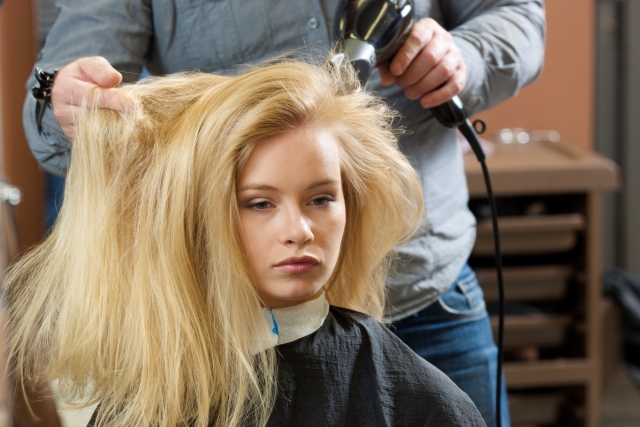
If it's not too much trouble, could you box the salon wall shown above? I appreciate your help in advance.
[0,0,45,249]
[476,0,595,149]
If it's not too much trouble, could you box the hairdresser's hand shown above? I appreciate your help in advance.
[51,56,135,141]
[379,18,467,109]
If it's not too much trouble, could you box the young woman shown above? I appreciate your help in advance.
[5,60,486,427]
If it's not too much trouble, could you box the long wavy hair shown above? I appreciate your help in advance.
[4,58,424,427]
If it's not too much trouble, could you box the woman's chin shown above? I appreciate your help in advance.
[259,284,324,309]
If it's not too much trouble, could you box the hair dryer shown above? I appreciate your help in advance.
[333,2,505,426]
[331,0,484,160]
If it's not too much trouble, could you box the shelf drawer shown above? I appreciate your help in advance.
[476,265,573,302]
[509,392,565,426]
[491,314,573,350]
[473,213,585,256]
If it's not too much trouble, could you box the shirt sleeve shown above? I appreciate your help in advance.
[22,0,153,176]
[443,0,546,117]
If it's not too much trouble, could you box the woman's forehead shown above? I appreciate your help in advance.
[237,127,342,191]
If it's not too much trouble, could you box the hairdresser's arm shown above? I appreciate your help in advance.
[379,0,545,117]
[442,0,546,116]
[22,0,152,176]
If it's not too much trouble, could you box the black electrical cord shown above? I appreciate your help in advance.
[480,159,505,427]
[458,119,505,427]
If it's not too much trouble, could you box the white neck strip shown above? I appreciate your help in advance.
[257,291,330,352]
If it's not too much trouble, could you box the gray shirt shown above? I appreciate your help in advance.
[23,0,545,320]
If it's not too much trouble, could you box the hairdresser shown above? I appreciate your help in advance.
[22,1,545,425]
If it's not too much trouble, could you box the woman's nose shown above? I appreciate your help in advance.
[280,205,314,246]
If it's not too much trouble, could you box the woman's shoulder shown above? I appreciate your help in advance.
[325,305,413,350]
[327,305,378,327]
[334,306,486,424]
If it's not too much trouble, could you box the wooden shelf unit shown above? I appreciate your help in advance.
[464,140,620,427]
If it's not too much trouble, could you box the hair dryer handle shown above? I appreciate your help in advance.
[431,96,486,162]
[430,95,467,128]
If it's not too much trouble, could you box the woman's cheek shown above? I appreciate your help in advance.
[325,206,347,250]
[240,219,270,275]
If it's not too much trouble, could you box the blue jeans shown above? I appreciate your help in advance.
[392,264,511,427]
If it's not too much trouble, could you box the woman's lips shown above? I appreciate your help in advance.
[274,256,319,273]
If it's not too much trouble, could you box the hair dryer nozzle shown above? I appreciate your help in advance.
[334,39,376,85]
[333,0,413,86]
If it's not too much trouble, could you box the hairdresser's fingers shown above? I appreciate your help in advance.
[94,87,138,111]
[61,79,103,106]
[395,29,450,89]
[56,82,133,116]
[51,78,88,140]
[403,50,464,101]
[51,104,84,141]
[378,62,397,87]
[67,80,136,111]
[51,79,98,140]
[387,18,436,79]
[419,64,467,109]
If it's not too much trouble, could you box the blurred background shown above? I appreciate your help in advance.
[0,0,639,426]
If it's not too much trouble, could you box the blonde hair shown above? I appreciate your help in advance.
[5,59,423,427]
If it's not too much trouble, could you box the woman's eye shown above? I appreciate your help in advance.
[311,197,334,206]
[249,201,271,210]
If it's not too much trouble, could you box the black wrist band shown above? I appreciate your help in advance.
[31,67,58,134]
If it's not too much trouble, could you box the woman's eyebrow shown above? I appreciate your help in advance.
[237,184,279,192]
[238,179,338,193]
[306,178,338,190]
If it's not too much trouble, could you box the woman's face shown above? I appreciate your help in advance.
[237,127,347,308]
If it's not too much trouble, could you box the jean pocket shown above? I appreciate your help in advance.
[436,270,486,320]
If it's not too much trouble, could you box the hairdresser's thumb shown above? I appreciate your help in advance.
[95,70,122,88]
[76,56,122,88]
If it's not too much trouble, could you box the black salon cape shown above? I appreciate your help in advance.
[88,307,486,427]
